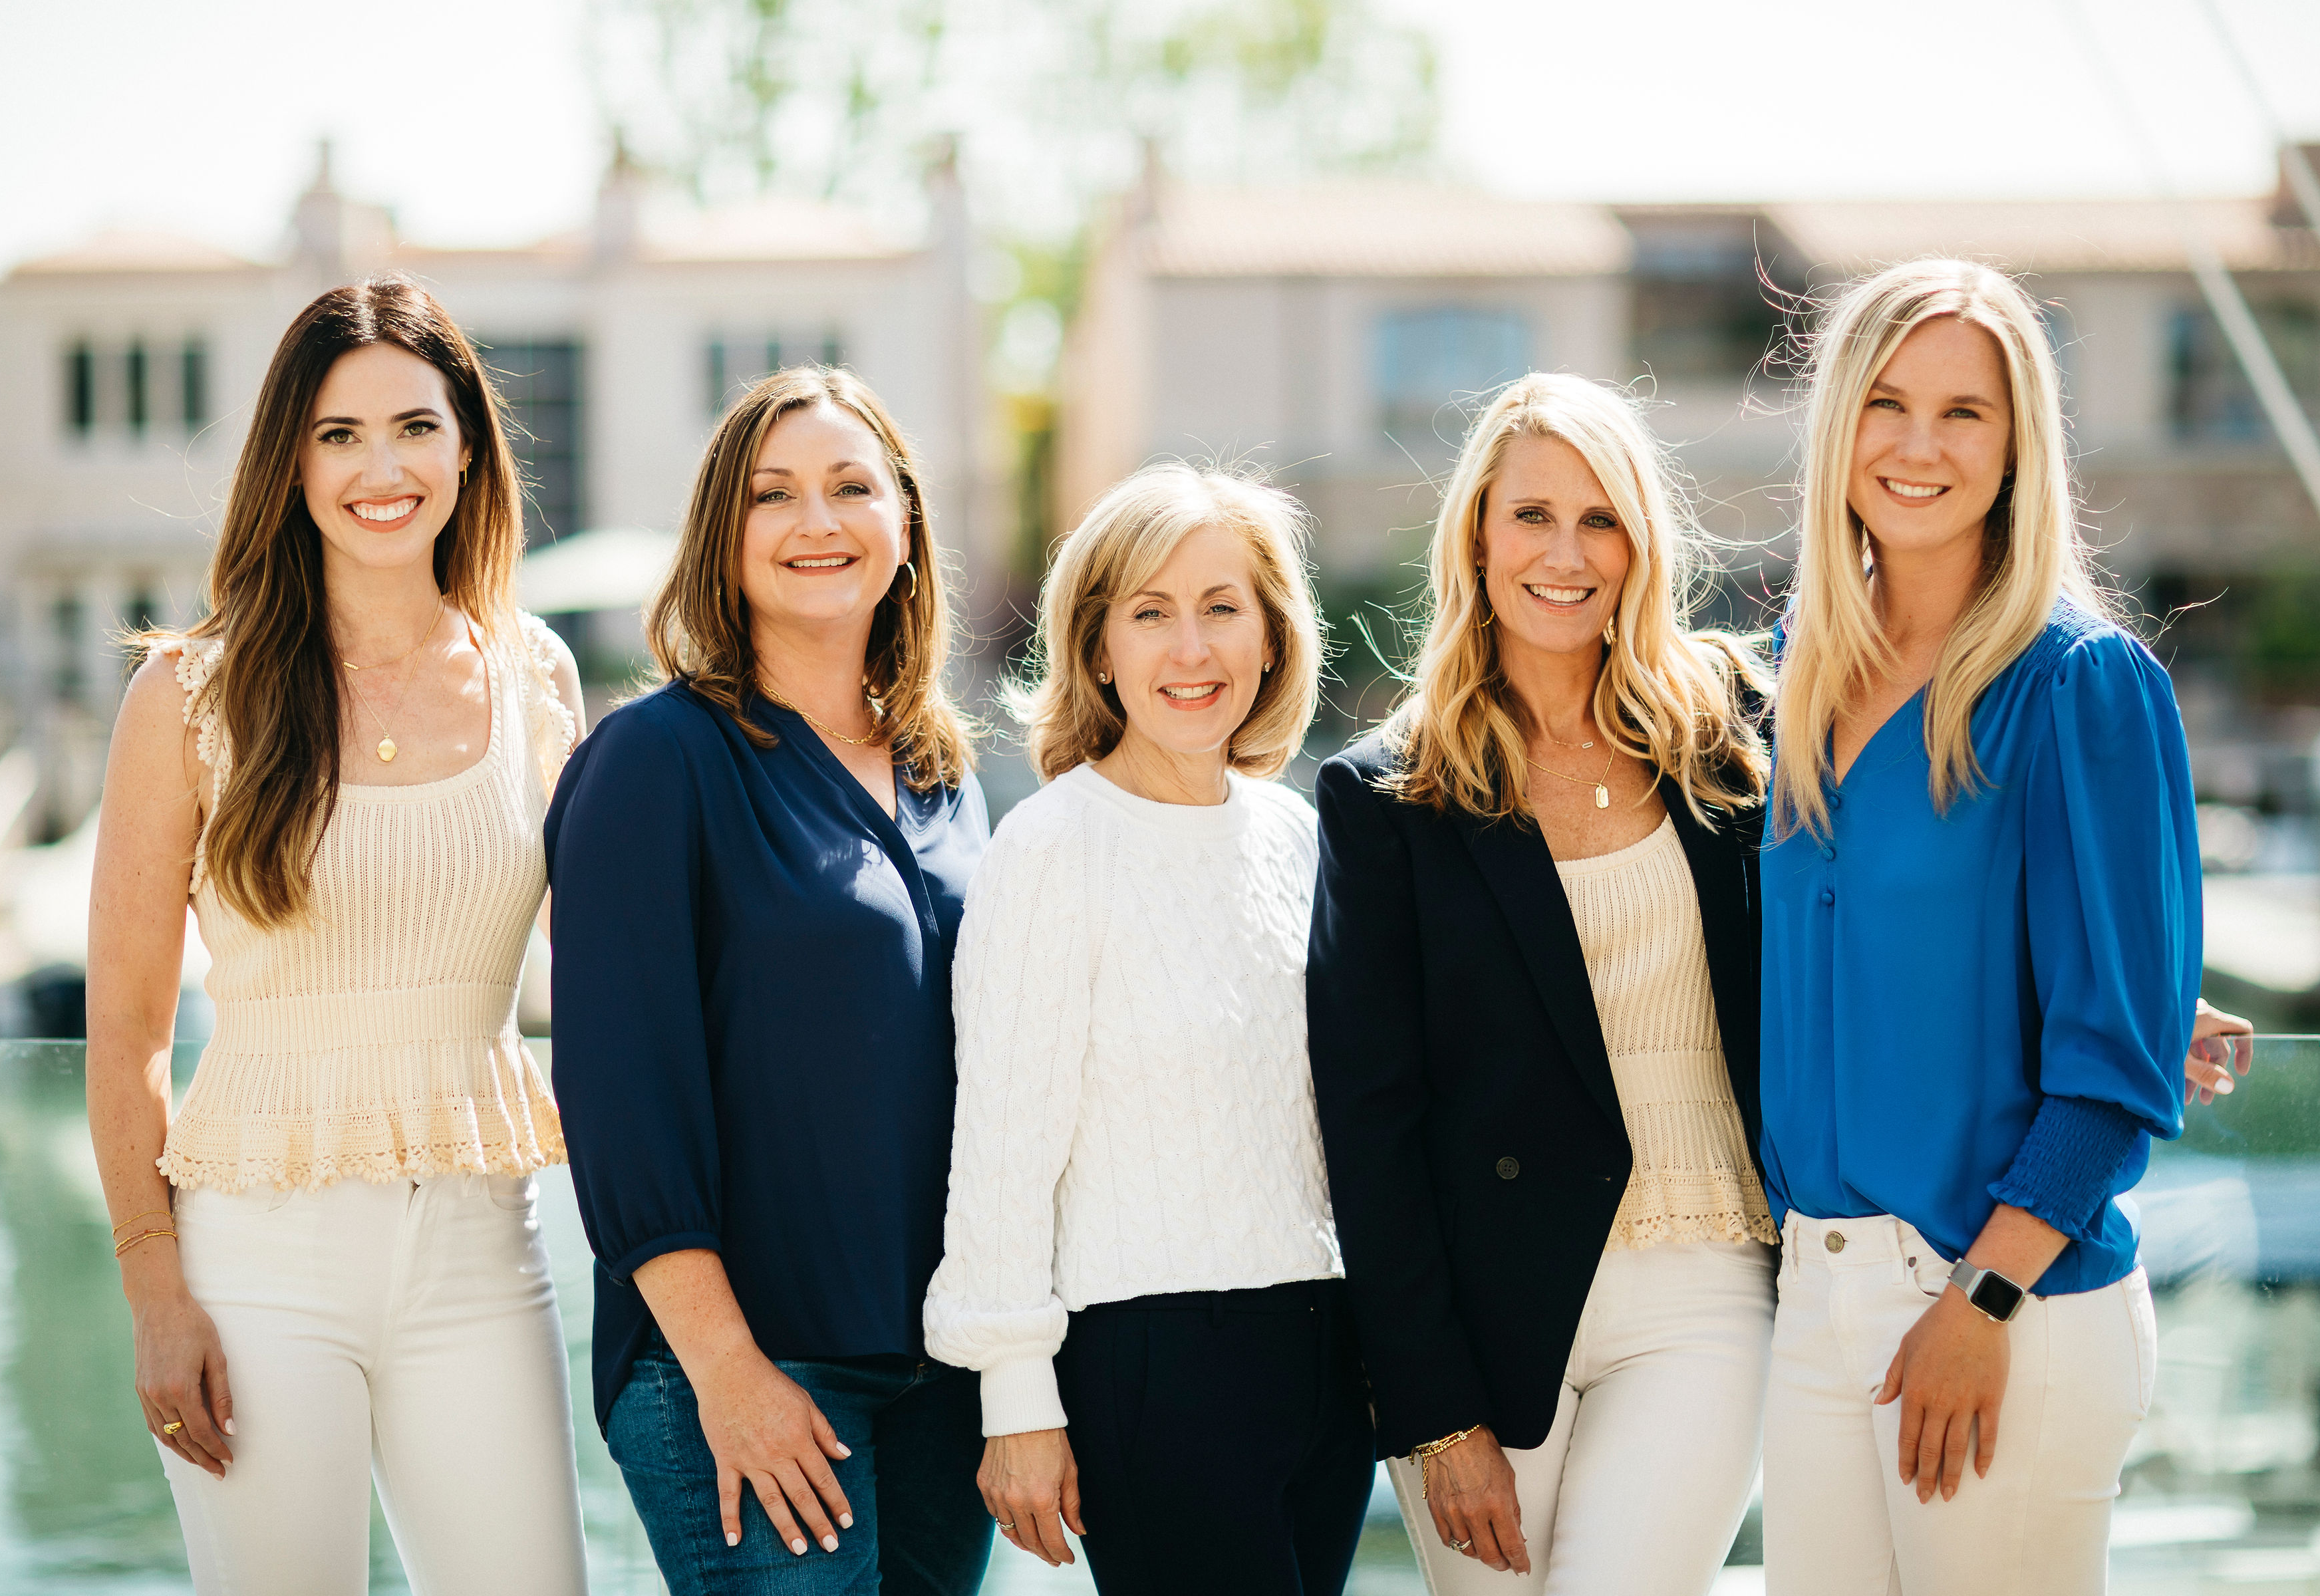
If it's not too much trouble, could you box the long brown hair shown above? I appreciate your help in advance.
[168,273,525,927]
[647,366,975,791]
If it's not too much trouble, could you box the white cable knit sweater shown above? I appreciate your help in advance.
[923,763,1342,1436]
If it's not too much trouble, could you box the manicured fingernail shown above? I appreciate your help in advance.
[839,1514,853,1529]
[834,1442,852,1457]
[222,1418,235,1435]
[726,1531,739,1547]
[821,1535,838,1552]
[790,1537,807,1556]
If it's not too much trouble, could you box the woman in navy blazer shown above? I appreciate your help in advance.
[546,368,990,1596]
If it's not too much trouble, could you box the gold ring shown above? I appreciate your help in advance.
[162,1420,184,1435]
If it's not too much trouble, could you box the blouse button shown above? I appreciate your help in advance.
[1819,888,1835,906]
[1495,1156,1521,1180]
[1820,843,1837,861]
[1828,793,1843,810]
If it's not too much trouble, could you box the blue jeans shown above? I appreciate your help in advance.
[607,1337,991,1595]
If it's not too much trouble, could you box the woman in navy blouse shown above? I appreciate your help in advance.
[546,368,990,1595]
[1758,259,2207,1595]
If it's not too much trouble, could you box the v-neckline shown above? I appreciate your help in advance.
[1830,682,1928,789]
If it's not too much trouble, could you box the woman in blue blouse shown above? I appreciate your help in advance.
[1759,259,2200,1595]
[546,368,990,1595]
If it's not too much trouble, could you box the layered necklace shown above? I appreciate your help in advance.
[760,678,884,747]
[1527,718,1616,809]
[340,603,444,763]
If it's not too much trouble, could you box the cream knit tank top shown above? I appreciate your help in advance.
[154,614,576,1193]
[1555,816,1777,1251]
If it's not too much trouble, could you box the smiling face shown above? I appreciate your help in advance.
[1848,315,2015,563]
[737,402,909,643]
[1478,432,1633,670]
[1097,522,1274,767]
[298,343,470,576]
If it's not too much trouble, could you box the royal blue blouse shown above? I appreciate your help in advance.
[545,683,988,1429]
[1760,602,2198,1296]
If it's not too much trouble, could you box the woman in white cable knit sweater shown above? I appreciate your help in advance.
[923,463,1373,1594]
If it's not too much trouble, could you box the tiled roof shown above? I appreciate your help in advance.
[11,230,259,277]
[1139,184,1632,277]
[1766,198,2311,275]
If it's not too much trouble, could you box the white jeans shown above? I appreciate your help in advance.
[1391,1239,1777,1595]
[160,1173,589,1596]
[1763,1212,2157,1596]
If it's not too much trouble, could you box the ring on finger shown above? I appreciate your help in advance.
[1452,1537,1473,1553]
[996,1520,1015,1530]
[162,1420,185,1436]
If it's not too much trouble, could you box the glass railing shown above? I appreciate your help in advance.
[3,1038,2315,1595]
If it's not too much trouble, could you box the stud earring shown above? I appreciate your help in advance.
[1097,672,1109,685]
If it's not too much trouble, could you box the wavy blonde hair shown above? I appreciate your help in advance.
[1383,373,1769,825]
[1771,259,2104,841]
[1017,463,1323,781]
[648,366,975,791]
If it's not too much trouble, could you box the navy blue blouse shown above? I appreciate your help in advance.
[545,683,988,1430]
[1760,602,2198,1296]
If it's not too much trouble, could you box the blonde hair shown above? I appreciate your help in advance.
[648,366,975,792]
[1771,259,2104,840]
[1018,463,1324,781]
[1385,374,1769,825]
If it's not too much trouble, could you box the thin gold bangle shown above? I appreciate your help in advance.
[114,1229,177,1258]
[111,1208,172,1235]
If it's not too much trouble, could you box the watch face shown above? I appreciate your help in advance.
[1970,1272,2027,1322]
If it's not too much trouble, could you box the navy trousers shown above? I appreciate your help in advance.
[1055,1277,1376,1596]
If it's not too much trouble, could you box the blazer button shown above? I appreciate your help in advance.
[1495,1156,1520,1180]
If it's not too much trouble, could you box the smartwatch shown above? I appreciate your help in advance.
[1948,1258,2029,1323]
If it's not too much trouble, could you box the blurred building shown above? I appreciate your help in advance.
[0,142,990,841]
[1060,148,2320,632]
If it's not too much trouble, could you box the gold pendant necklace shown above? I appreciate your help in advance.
[1528,745,1618,809]
[340,604,443,763]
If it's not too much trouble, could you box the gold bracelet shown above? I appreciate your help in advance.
[1411,1425,1482,1502]
[114,1228,177,1258]
[111,1208,172,1235]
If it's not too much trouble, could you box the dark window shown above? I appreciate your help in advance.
[66,342,94,435]
[2171,301,2320,442]
[485,341,585,547]
[125,342,148,435]
[1374,308,1529,450]
[53,594,84,704]
[182,340,209,432]
[1626,218,1784,384]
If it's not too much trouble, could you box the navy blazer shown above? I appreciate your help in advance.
[1306,730,1764,1458]
[545,682,988,1430]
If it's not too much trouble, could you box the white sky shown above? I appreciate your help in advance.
[3,0,2317,274]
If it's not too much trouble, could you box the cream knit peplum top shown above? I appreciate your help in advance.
[154,614,577,1193]
[1556,815,1777,1252]
[923,764,1342,1437]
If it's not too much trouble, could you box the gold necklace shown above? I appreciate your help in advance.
[1540,719,1596,750]
[762,681,883,747]
[1528,745,1618,809]
[340,604,442,763]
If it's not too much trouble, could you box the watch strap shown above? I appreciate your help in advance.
[1948,1257,2028,1323]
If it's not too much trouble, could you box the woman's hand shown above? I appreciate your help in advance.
[978,1429,1084,1567]
[1875,1289,2009,1502]
[1423,1426,1530,1575]
[688,1345,854,1555]
[2184,998,2254,1106]
[128,1267,235,1478]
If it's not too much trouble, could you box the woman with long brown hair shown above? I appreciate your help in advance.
[84,273,588,1593]
[545,367,990,1595]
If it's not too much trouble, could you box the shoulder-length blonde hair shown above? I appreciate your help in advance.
[1017,462,1323,781]
[648,366,974,792]
[167,273,525,928]
[1384,372,1769,825]
[1771,258,2104,841]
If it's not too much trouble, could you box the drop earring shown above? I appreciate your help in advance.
[1602,616,1616,645]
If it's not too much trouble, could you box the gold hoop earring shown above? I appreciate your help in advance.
[895,561,919,602]
[1475,565,1493,629]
